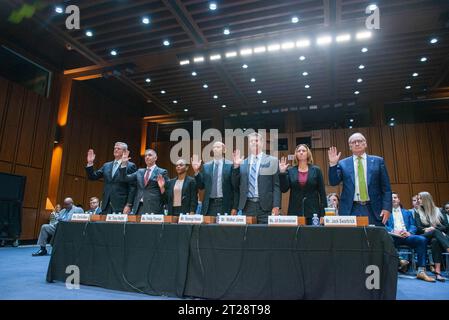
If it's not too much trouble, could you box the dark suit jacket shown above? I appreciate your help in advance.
[414,209,449,234]
[328,155,392,221]
[86,207,101,215]
[386,208,418,234]
[279,165,326,217]
[119,166,169,214]
[85,161,137,212]
[232,153,281,211]
[164,176,198,214]
[195,159,237,215]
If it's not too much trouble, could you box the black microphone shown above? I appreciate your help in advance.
[302,197,307,217]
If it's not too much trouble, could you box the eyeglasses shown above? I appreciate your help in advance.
[176,164,185,167]
[350,139,366,145]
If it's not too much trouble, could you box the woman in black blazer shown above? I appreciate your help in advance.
[279,144,326,224]
[164,159,198,215]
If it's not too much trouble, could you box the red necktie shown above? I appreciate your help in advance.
[144,168,151,186]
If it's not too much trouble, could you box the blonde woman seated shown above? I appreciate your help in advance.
[414,191,449,282]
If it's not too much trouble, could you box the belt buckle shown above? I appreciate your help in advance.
[359,201,367,205]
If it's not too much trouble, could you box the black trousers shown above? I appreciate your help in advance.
[206,198,224,216]
[243,201,270,224]
[422,229,449,264]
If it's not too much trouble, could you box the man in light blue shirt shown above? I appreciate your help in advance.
[32,197,83,256]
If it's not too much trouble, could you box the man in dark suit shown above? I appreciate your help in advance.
[328,132,392,226]
[232,132,280,224]
[86,197,101,214]
[191,142,237,216]
[119,149,168,214]
[86,142,137,214]
[386,192,434,282]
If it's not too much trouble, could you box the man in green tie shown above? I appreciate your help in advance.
[328,133,392,226]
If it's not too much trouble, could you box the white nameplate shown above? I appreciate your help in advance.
[268,215,298,226]
[106,214,128,222]
[140,214,164,223]
[71,213,91,222]
[178,214,204,224]
[324,216,357,226]
[218,215,247,225]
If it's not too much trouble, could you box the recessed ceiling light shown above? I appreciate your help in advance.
[250,78,256,82]
[240,48,253,56]
[191,71,197,76]
[281,42,295,50]
[307,96,312,99]
[267,44,281,52]
[213,95,218,99]
[262,100,267,104]
[357,78,363,83]
[163,40,170,46]
[55,6,63,14]
[390,117,395,121]
[430,38,438,44]
[210,54,221,61]
[358,64,365,69]
[209,2,217,10]
[367,4,378,11]
[349,118,354,123]
[221,104,226,108]
[160,90,166,94]
[361,47,368,53]
[223,28,230,35]
[296,39,311,47]
[225,51,237,58]
[299,56,306,61]
[254,46,266,53]
[405,85,411,90]
[389,122,395,127]
[184,108,188,112]
[291,16,299,24]
[85,30,93,37]
[302,72,308,76]
[356,31,372,40]
[412,73,419,77]
[142,17,150,24]
[336,34,351,42]
[242,64,248,69]
[110,50,117,56]
[349,125,353,129]
[194,56,205,63]
[354,91,360,95]
[420,57,427,62]
[145,78,151,83]
[316,35,332,45]
[257,90,262,94]
[179,60,190,65]
[173,100,178,104]
[203,84,208,89]
[305,84,310,88]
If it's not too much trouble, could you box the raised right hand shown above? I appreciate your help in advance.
[191,154,202,173]
[328,146,341,166]
[87,149,96,165]
[279,156,289,173]
[232,149,244,168]
[121,150,131,165]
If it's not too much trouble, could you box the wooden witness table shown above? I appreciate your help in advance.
[46,217,397,300]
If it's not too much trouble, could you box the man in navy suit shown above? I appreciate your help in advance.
[328,132,392,226]
[85,142,137,214]
[386,192,434,282]
[191,142,237,216]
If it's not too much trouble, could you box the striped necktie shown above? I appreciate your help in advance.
[248,156,258,198]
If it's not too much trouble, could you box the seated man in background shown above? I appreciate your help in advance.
[86,197,101,214]
[386,192,434,282]
[32,198,83,256]
[49,204,61,225]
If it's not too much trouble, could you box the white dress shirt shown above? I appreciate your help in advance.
[392,207,406,232]
[353,153,370,201]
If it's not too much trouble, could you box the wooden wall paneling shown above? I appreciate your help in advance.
[390,183,412,209]
[436,183,449,206]
[65,107,83,175]
[405,124,422,183]
[32,98,52,168]
[412,183,437,202]
[333,129,349,159]
[416,124,434,182]
[62,175,86,207]
[85,180,104,208]
[429,123,448,182]
[16,91,39,166]
[367,127,382,157]
[0,84,25,162]
[392,125,408,183]
[20,208,38,240]
[0,161,12,173]
[14,165,42,208]
[76,114,93,177]
[0,78,9,142]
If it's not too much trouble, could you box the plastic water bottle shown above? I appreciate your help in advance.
[312,214,320,226]
[216,213,221,224]
[164,209,168,216]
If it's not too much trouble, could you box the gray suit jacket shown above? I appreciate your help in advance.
[232,153,281,211]
[119,166,169,214]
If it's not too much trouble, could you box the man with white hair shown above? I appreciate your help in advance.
[86,142,137,214]
[328,132,392,226]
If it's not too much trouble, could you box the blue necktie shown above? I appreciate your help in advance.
[112,161,119,177]
[248,156,258,198]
